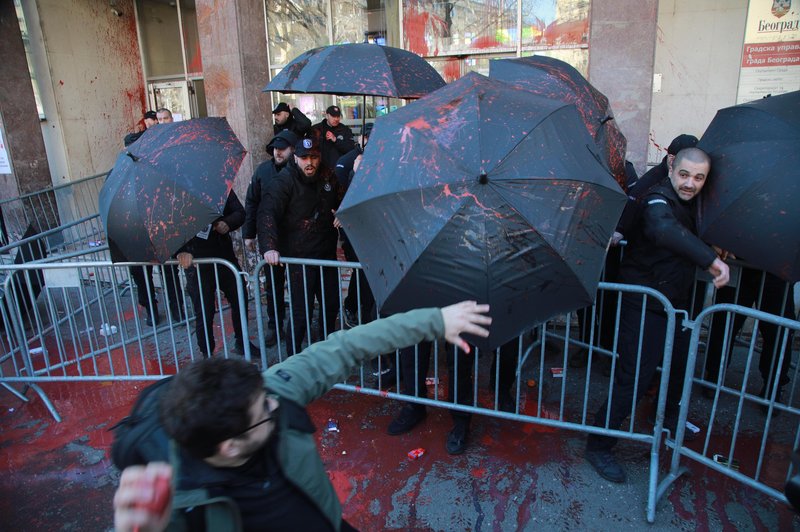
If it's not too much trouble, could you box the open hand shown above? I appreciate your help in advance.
[441,301,491,353]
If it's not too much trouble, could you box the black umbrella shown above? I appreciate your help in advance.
[336,73,626,350]
[99,117,246,263]
[264,43,445,99]
[697,90,800,282]
[489,55,628,190]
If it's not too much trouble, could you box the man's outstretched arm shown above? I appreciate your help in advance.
[265,301,491,406]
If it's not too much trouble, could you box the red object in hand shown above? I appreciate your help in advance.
[134,475,171,517]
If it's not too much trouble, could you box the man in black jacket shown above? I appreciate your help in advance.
[258,137,343,356]
[243,130,298,346]
[272,102,311,137]
[176,191,259,358]
[312,105,355,171]
[585,147,729,484]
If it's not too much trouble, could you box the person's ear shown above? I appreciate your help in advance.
[216,438,241,459]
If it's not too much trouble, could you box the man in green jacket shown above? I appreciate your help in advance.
[113,301,491,531]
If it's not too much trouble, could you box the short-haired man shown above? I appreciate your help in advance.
[156,108,173,124]
[258,137,343,356]
[113,301,492,531]
[242,130,298,346]
[272,102,311,137]
[312,105,355,171]
[585,147,730,483]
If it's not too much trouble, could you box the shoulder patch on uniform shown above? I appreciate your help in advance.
[647,198,668,206]
[275,369,292,382]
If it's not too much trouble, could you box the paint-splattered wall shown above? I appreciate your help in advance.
[36,0,145,179]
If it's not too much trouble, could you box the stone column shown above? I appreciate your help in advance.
[195,0,272,197]
[0,1,51,197]
[589,0,658,175]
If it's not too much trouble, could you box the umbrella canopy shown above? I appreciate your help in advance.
[264,43,446,99]
[99,117,245,263]
[697,90,800,282]
[489,55,628,190]
[337,73,626,350]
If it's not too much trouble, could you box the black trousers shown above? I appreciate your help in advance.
[342,238,375,321]
[263,263,286,330]
[398,339,518,423]
[587,301,690,452]
[704,267,795,387]
[185,260,247,356]
[130,264,182,316]
[577,245,622,350]
[285,263,339,356]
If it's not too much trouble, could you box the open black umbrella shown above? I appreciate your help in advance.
[336,73,626,350]
[99,117,245,263]
[489,55,628,190]
[265,43,445,99]
[697,90,800,282]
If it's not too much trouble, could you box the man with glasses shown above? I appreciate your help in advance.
[113,300,492,531]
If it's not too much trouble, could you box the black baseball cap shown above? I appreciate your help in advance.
[294,137,320,157]
[143,111,157,121]
[272,102,291,114]
[326,105,342,117]
[667,134,699,155]
[267,130,299,154]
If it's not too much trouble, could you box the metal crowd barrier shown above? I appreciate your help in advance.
[658,303,800,511]
[0,172,107,246]
[1,253,797,523]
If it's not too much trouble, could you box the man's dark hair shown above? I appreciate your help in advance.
[156,107,172,117]
[159,357,264,459]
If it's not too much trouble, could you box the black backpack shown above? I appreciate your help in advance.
[111,377,173,469]
[110,377,242,531]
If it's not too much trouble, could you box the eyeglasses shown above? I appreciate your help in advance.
[234,398,274,438]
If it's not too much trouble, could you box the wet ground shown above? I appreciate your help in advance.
[2,373,798,531]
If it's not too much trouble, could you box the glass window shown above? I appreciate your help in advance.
[136,0,184,79]
[520,0,590,50]
[403,0,519,56]
[266,0,329,67]
[333,0,369,44]
[181,0,203,76]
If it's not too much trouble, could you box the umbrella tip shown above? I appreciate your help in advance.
[478,172,489,185]
[125,151,140,162]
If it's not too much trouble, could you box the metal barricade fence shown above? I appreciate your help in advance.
[658,303,800,509]
[0,172,108,246]
[0,257,249,421]
[9,253,794,522]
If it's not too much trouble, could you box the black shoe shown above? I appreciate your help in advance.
[233,341,261,357]
[387,405,426,435]
[145,312,160,327]
[343,309,358,329]
[263,328,278,348]
[446,421,469,455]
[585,449,626,483]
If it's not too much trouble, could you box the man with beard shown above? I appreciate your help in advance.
[243,130,298,346]
[272,102,311,137]
[258,137,343,356]
[585,147,730,484]
[113,301,492,531]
